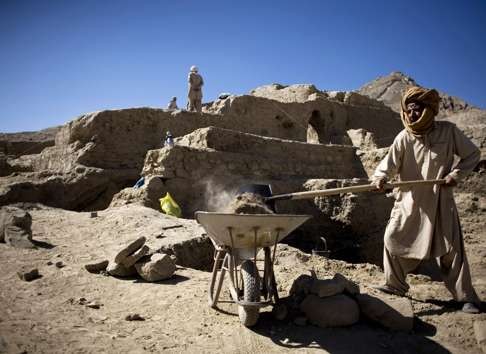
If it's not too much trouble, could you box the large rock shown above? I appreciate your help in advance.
[310,277,345,298]
[289,274,315,302]
[114,236,146,265]
[310,273,360,298]
[300,294,360,328]
[356,293,414,332]
[0,206,34,248]
[106,262,137,278]
[120,245,150,268]
[134,253,176,282]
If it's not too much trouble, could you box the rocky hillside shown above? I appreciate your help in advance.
[358,71,486,161]
[357,71,474,118]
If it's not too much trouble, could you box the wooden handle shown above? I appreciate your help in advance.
[267,179,446,201]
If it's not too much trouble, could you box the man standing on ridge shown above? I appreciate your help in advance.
[187,65,204,113]
[372,86,481,314]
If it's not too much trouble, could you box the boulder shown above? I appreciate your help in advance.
[0,206,34,249]
[356,293,414,332]
[120,245,150,268]
[134,253,176,282]
[107,262,137,278]
[300,294,359,328]
[289,274,315,299]
[310,277,345,298]
[114,236,146,265]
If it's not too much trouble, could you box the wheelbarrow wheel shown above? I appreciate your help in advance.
[238,260,260,327]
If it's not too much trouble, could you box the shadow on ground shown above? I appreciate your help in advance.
[250,312,451,354]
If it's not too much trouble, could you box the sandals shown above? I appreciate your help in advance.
[462,302,480,314]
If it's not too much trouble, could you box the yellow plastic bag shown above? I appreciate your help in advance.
[159,192,182,218]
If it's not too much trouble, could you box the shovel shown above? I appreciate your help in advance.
[266,179,446,202]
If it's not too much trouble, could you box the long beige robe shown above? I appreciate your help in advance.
[373,121,480,259]
[188,72,203,100]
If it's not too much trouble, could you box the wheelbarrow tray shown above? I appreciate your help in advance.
[195,212,311,249]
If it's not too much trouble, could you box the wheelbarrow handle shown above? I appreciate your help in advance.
[266,179,446,202]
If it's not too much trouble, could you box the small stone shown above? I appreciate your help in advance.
[55,261,65,268]
[125,313,145,321]
[90,211,98,218]
[86,301,102,309]
[85,260,109,274]
[47,261,53,266]
[17,268,41,282]
[114,237,146,265]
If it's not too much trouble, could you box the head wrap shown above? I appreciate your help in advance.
[400,86,440,137]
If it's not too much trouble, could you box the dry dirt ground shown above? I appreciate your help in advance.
[1,192,485,354]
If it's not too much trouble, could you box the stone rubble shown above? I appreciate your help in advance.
[104,236,176,282]
[285,271,414,332]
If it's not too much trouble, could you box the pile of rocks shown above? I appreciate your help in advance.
[85,236,176,282]
[285,272,414,332]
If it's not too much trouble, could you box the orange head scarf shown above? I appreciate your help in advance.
[400,86,440,137]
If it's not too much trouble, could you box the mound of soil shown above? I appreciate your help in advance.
[225,192,274,214]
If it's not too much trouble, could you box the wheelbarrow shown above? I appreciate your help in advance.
[195,211,311,327]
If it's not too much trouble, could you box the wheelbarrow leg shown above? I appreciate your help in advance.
[208,249,226,308]
[263,247,279,302]
[264,247,287,320]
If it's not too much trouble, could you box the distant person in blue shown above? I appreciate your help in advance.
[187,65,204,113]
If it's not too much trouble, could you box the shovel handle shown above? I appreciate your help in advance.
[266,179,446,202]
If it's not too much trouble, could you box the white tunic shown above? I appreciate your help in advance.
[373,121,480,259]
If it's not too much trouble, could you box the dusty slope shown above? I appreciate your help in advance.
[0,196,485,354]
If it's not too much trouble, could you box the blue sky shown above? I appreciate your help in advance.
[1,0,485,133]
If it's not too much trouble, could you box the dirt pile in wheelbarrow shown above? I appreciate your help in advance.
[225,192,274,214]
